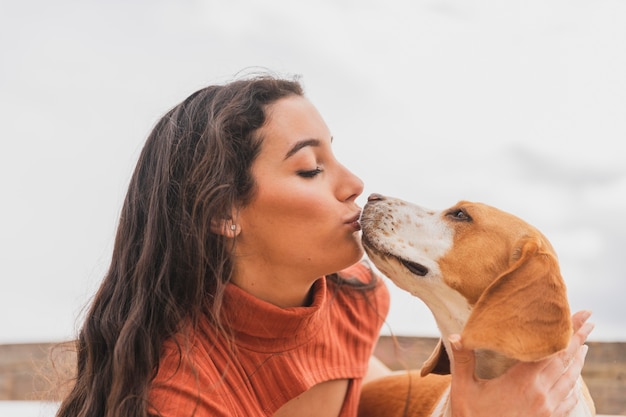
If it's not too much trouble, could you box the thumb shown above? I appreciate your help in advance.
[449,334,476,381]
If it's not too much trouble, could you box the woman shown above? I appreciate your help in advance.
[56,74,593,417]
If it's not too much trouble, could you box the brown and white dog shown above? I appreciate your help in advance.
[358,194,595,417]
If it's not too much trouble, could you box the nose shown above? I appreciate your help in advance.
[367,193,385,202]
[337,164,364,202]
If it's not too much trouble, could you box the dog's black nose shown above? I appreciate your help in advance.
[368,193,385,202]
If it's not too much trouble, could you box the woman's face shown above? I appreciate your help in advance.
[233,95,364,296]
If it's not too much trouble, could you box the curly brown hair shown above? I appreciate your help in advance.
[56,74,310,417]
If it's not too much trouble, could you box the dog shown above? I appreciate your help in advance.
[358,193,595,417]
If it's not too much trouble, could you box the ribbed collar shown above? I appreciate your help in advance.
[221,277,330,353]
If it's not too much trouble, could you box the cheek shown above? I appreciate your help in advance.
[265,183,326,215]
[247,186,330,233]
[438,238,509,304]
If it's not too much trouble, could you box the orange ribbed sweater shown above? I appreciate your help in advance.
[149,262,390,417]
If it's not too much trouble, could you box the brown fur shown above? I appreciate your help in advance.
[359,372,450,417]
[358,196,594,417]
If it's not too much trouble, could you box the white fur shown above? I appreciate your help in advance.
[361,195,594,417]
[361,198,472,361]
[431,386,450,417]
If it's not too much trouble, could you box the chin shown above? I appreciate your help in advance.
[332,245,365,273]
[313,238,364,277]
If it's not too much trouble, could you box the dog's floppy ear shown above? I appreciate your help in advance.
[462,237,572,362]
[420,339,450,377]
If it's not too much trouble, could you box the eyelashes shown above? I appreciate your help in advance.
[446,208,472,222]
[297,167,323,178]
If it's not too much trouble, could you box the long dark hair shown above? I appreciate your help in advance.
[56,74,305,417]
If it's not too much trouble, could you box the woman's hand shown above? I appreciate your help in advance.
[448,310,594,417]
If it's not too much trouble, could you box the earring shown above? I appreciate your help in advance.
[230,224,237,231]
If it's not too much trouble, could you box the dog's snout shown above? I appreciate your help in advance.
[367,193,385,202]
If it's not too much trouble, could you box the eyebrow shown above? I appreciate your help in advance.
[284,138,321,160]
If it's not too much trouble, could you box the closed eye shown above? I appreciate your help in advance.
[447,208,472,221]
[297,167,323,178]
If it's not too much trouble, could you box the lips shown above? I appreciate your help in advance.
[346,213,362,231]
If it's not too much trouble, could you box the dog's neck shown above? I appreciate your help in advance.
[433,301,594,417]
[415,285,519,379]
[438,325,518,379]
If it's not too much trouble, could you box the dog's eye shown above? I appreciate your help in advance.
[448,209,472,221]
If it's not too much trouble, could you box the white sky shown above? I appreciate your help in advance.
[1,0,625,343]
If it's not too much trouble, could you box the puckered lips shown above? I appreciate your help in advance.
[345,212,362,231]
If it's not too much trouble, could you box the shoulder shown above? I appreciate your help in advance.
[328,260,390,330]
[149,330,235,416]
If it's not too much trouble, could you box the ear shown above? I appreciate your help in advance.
[210,218,240,238]
[461,237,572,362]
[420,339,451,376]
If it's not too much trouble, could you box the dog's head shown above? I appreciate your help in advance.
[361,194,572,372]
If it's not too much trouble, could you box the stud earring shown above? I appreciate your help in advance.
[230,224,237,231]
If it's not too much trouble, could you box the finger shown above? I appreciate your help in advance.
[540,321,594,377]
[551,344,588,394]
[448,334,476,379]
[571,310,592,333]
[548,345,588,417]
[572,321,595,347]
[551,384,580,417]
[563,321,594,365]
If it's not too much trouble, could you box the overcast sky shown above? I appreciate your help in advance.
[1,0,625,344]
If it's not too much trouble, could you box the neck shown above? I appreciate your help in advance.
[410,282,471,354]
[231,263,319,308]
[435,316,519,379]
[415,285,519,379]
[420,286,594,416]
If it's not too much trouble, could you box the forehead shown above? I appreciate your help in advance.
[258,96,331,154]
[452,202,527,230]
